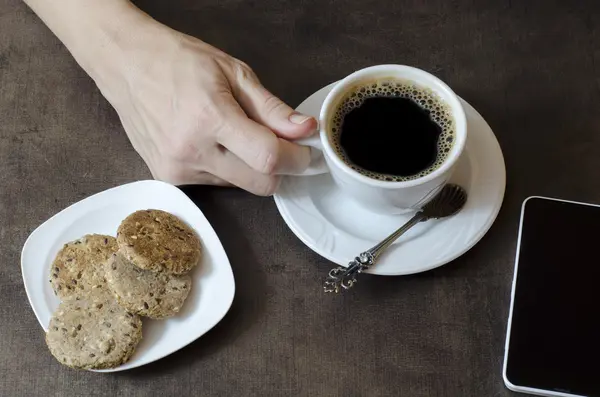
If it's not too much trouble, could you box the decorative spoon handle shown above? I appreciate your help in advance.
[323,212,426,293]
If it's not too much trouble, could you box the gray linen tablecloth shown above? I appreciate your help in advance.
[2,0,600,395]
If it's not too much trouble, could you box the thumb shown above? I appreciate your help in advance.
[230,65,317,139]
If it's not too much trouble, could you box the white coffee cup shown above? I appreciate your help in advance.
[295,64,467,215]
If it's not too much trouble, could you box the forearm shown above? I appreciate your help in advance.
[23,0,156,79]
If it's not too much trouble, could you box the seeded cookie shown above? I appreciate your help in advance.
[105,253,192,319]
[117,209,201,275]
[50,234,118,299]
[45,289,142,370]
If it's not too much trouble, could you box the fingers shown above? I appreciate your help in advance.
[228,62,317,139]
[210,147,281,196]
[271,138,312,175]
[215,95,311,175]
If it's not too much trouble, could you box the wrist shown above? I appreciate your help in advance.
[24,0,161,81]
[83,11,178,106]
[63,3,157,78]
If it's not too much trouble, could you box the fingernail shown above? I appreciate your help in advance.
[289,113,312,125]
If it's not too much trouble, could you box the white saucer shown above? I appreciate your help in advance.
[273,83,506,276]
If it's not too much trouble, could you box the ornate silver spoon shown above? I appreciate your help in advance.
[323,184,468,293]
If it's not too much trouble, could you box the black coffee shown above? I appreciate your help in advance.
[330,80,455,182]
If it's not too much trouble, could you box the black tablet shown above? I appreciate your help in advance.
[504,196,600,397]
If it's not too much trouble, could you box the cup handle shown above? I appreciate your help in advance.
[289,133,329,176]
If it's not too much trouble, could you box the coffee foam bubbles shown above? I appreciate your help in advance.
[329,79,456,182]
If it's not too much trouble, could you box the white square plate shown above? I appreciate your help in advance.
[21,180,235,372]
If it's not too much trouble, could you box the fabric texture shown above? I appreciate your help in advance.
[2,0,600,395]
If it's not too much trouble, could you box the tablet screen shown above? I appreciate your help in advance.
[505,197,600,396]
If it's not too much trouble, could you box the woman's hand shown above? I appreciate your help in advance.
[24,0,317,195]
